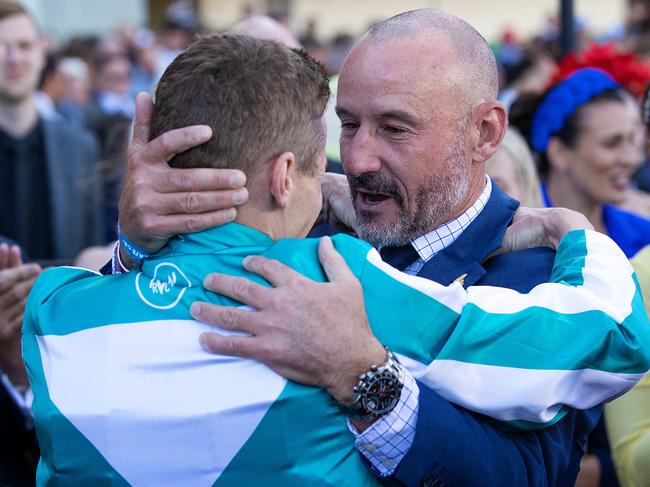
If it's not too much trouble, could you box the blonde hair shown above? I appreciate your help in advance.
[491,128,543,208]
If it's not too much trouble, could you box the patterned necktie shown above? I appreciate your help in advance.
[379,244,420,271]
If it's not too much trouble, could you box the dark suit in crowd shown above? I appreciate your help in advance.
[0,118,104,263]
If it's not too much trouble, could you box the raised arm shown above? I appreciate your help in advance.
[362,228,649,428]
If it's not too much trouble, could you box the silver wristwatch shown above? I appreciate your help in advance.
[337,348,404,421]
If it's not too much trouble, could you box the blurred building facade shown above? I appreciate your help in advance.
[22,0,148,39]
[18,0,627,45]
[198,0,625,41]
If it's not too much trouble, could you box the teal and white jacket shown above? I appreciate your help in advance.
[23,223,650,486]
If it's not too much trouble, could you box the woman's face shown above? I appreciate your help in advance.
[561,98,645,205]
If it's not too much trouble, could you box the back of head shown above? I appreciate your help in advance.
[367,9,498,107]
[151,34,330,176]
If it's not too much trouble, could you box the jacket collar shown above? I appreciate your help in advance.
[416,183,519,287]
[158,222,274,257]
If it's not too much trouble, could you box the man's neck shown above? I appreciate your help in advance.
[430,173,487,232]
[235,201,296,242]
[0,95,39,138]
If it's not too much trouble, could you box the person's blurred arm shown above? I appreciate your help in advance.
[605,245,650,487]
[606,374,650,487]
[0,244,41,419]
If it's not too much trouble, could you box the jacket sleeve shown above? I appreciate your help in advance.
[386,383,601,487]
[359,229,650,429]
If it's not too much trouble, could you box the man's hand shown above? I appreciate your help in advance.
[190,236,385,404]
[498,207,594,255]
[317,173,356,232]
[0,242,22,270]
[118,92,250,264]
[0,244,41,387]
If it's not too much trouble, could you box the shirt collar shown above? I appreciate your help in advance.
[410,176,492,263]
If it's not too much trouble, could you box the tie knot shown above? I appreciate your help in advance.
[379,244,420,271]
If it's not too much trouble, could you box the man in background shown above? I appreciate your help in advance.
[0,1,104,263]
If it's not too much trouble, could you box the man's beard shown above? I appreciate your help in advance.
[348,141,470,247]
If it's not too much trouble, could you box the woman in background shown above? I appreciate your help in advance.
[486,127,543,207]
[511,67,650,259]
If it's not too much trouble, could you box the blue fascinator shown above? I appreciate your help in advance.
[530,68,619,152]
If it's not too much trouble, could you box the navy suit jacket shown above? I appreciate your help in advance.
[384,184,601,487]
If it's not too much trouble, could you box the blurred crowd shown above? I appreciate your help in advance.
[7,0,650,265]
[3,0,650,486]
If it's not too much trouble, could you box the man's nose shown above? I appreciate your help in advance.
[5,45,24,64]
[341,129,381,177]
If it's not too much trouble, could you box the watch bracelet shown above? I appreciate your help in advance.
[336,348,404,421]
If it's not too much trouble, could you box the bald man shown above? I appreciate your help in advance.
[115,9,616,487]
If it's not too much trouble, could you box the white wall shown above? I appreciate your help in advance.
[22,0,148,40]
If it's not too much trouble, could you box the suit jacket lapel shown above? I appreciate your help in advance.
[417,183,519,287]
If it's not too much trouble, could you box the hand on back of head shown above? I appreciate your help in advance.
[117,92,249,265]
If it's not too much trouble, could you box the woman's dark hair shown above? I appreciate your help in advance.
[510,87,630,176]
[642,83,650,129]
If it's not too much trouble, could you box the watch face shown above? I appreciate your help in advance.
[362,371,400,414]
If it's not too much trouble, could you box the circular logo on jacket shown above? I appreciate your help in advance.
[135,262,192,310]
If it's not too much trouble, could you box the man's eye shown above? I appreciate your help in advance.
[384,125,406,135]
[602,137,622,149]
[340,121,358,130]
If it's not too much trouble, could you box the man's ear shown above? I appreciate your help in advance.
[269,151,296,208]
[546,137,571,171]
[471,101,508,163]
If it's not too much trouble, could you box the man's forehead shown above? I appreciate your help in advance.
[337,63,456,122]
[0,13,40,41]
[336,89,427,121]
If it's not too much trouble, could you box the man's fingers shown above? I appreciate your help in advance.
[201,273,270,309]
[318,237,356,283]
[7,300,26,324]
[0,244,9,270]
[190,301,261,335]
[0,243,20,270]
[0,265,41,293]
[0,274,39,308]
[242,255,304,288]
[199,332,259,359]
[9,313,24,332]
[130,92,154,149]
[13,276,38,301]
[8,245,22,267]
[137,125,213,165]
[158,168,247,193]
